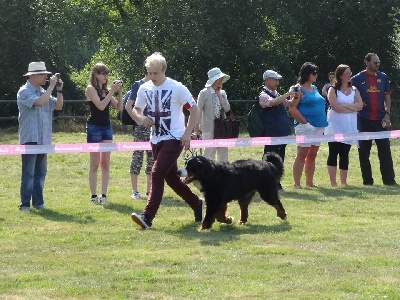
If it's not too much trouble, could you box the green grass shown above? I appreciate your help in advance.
[1,129,400,299]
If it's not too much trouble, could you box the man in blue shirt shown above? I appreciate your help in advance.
[17,62,64,210]
[351,53,396,186]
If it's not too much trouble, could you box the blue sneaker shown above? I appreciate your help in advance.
[19,206,30,211]
[131,213,152,229]
[34,204,45,210]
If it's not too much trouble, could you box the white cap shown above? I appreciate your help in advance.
[263,70,282,80]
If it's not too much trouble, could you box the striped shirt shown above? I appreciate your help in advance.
[17,80,56,145]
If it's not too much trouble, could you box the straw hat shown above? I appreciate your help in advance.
[24,62,52,76]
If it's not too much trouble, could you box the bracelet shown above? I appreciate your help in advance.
[57,90,63,94]
[385,111,390,115]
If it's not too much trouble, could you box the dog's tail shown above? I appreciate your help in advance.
[262,152,284,181]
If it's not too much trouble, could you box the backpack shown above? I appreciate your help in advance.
[118,91,138,126]
[246,97,265,137]
[246,90,277,137]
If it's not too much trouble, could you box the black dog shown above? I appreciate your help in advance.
[177,152,287,230]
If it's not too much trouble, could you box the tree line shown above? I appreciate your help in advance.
[1,0,399,119]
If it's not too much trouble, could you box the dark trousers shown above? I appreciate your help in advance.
[357,117,396,185]
[143,139,201,220]
[263,144,286,189]
[327,142,351,170]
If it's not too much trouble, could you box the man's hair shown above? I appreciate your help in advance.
[145,52,167,72]
[364,53,377,63]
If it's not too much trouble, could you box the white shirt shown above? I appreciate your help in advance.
[325,88,358,145]
[136,77,196,144]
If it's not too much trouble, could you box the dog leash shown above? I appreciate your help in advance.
[182,148,200,161]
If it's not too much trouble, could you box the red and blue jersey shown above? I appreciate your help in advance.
[351,71,391,120]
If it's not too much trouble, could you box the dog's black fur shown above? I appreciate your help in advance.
[177,152,287,230]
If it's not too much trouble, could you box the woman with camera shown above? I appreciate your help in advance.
[85,63,123,204]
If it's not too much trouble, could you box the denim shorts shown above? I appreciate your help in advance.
[86,124,113,143]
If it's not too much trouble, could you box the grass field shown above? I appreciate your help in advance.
[1,128,400,299]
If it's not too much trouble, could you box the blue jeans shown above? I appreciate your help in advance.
[86,124,113,142]
[20,142,47,208]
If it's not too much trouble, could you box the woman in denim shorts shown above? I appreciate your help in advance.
[85,63,123,204]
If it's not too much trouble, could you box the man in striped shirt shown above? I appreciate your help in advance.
[17,62,64,211]
[351,53,396,186]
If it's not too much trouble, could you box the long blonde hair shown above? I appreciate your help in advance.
[89,63,110,95]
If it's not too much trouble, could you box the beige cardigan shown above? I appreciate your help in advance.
[197,87,231,133]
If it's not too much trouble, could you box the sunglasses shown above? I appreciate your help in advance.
[311,71,318,75]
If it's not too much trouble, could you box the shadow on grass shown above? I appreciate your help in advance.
[103,202,136,215]
[166,220,292,246]
[32,209,95,224]
[283,183,400,201]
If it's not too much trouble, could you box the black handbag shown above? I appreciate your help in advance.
[213,108,240,139]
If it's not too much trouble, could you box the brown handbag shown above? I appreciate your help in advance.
[213,108,240,139]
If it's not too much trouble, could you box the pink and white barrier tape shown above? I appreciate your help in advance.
[1,130,399,156]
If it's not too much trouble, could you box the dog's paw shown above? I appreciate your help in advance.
[277,212,287,220]
[199,222,212,231]
[198,226,211,231]
[217,216,234,224]
[237,220,247,225]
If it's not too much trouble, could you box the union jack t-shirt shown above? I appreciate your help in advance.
[136,77,196,144]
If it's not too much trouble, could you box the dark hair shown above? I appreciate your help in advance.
[364,53,377,63]
[333,64,352,90]
[297,62,318,84]
[328,72,335,76]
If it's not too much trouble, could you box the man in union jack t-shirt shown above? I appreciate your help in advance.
[351,53,396,186]
[129,52,203,229]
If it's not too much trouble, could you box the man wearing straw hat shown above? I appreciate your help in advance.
[17,61,64,211]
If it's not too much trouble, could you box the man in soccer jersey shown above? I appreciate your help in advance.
[351,53,396,186]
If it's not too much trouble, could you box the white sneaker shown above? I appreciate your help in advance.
[91,196,98,205]
[98,196,107,205]
[131,191,141,200]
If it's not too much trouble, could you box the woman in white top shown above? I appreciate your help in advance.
[325,64,364,187]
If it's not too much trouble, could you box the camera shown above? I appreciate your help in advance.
[292,86,299,99]
[113,80,124,87]
[55,73,61,87]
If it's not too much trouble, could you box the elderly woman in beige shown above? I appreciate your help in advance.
[196,68,231,161]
